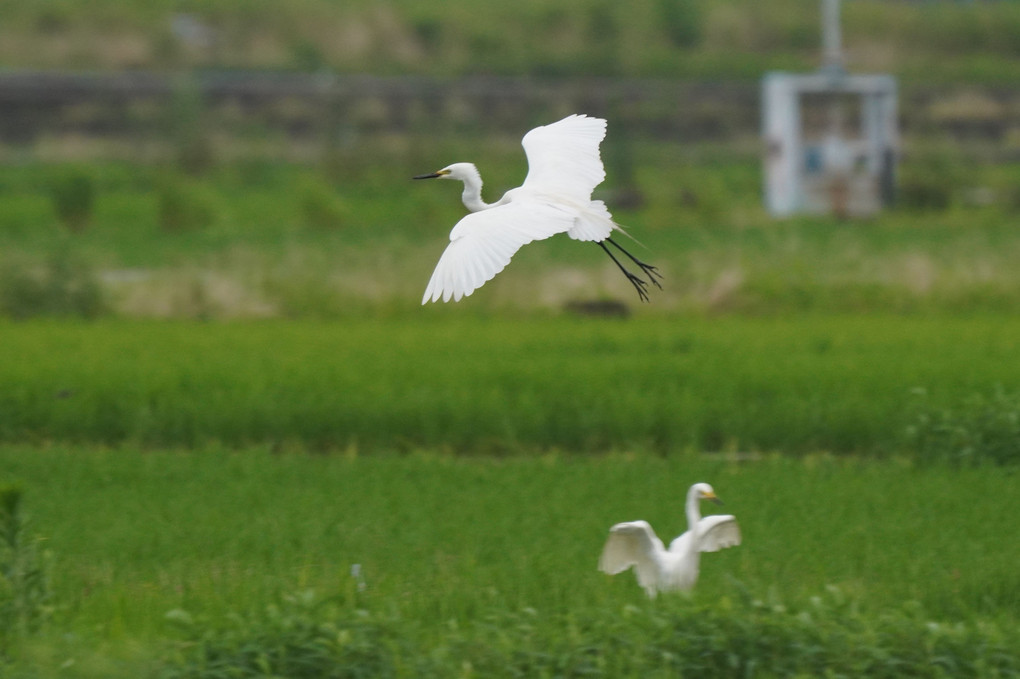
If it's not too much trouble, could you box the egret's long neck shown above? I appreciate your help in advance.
[685,488,703,532]
[457,166,493,212]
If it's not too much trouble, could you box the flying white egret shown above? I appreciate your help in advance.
[414,114,662,304]
[598,482,741,598]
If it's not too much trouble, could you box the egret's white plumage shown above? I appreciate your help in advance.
[598,482,741,598]
[414,114,661,304]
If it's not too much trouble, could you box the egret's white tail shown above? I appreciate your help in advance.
[567,200,615,242]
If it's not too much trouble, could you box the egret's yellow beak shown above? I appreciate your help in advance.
[704,491,723,505]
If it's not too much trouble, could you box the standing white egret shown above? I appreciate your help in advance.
[598,482,741,598]
[414,114,661,304]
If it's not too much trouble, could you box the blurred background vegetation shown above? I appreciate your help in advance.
[2,0,1020,319]
[2,0,1020,81]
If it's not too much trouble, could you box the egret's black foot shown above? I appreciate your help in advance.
[636,260,663,289]
[605,238,663,291]
[625,271,651,303]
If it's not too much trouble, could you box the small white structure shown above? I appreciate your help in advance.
[762,0,898,218]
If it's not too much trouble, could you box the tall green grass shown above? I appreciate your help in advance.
[2,316,1020,457]
[2,448,1019,676]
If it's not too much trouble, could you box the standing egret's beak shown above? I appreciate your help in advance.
[704,491,724,505]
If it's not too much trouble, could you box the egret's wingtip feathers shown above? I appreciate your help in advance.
[699,516,742,552]
[598,535,635,575]
[521,113,609,202]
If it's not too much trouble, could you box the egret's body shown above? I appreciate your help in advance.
[598,483,741,598]
[415,114,661,304]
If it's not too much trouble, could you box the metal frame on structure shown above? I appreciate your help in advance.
[762,72,898,217]
[762,0,898,218]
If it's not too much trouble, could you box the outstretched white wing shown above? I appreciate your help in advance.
[599,521,666,597]
[422,199,574,304]
[696,515,741,552]
[599,521,664,574]
[521,114,607,203]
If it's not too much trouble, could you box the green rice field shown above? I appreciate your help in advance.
[3,448,1020,677]
[1,314,1020,676]
[2,315,1019,457]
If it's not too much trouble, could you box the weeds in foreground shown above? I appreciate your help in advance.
[159,586,1020,679]
[0,486,53,656]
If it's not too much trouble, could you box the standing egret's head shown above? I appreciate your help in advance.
[692,482,723,505]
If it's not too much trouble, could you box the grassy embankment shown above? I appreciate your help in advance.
[3,0,1020,84]
[4,152,1020,319]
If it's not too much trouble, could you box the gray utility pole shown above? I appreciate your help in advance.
[821,0,844,74]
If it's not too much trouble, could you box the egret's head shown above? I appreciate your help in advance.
[692,482,723,505]
[413,163,480,183]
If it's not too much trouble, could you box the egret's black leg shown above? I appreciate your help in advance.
[606,238,663,289]
[598,242,650,302]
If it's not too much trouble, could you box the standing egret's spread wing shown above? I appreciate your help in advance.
[422,199,574,303]
[696,515,741,552]
[598,521,663,575]
[600,521,668,597]
[521,115,607,203]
